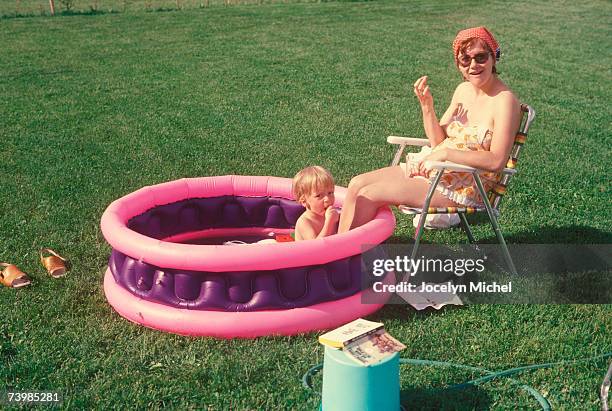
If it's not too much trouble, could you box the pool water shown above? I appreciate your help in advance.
[182,234,273,245]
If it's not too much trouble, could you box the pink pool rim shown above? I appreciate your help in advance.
[103,268,396,338]
[101,175,396,338]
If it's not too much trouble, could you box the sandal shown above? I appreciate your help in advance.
[0,263,32,288]
[40,248,69,278]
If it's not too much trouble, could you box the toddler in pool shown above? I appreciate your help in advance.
[292,166,340,241]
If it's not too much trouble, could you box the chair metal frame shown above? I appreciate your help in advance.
[388,104,536,275]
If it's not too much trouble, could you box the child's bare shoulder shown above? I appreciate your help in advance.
[295,212,315,230]
[295,213,316,230]
[295,212,324,241]
[296,211,309,224]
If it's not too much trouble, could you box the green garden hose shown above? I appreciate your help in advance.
[302,352,612,410]
[602,360,612,411]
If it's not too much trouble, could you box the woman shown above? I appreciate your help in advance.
[338,27,521,233]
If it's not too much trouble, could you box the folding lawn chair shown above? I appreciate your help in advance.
[387,104,536,275]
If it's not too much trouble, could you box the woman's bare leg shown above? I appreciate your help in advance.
[338,166,460,232]
[338,166,402,233]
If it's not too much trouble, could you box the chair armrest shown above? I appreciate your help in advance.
[424,160,477,173]
[387,136,430,146]
[424,162,520,176]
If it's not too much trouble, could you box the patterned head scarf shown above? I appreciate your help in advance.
[452,26,500,63]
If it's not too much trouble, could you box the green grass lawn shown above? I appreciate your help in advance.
[1,0,610,409]
[1,0,329,18]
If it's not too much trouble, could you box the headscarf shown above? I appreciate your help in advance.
[452,27,500,63]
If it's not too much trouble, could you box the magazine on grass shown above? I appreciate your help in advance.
[344,329,407,366]
[318,318,384,349]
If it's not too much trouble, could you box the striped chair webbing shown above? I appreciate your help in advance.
[506,132,527,169]
[489,183,506,208]
[489,110,530,208]
[399,205,485,215]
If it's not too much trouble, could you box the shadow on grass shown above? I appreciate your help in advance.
[59,9,121,17]
[2,3,219,20]
[401,385,492,411]
[145,7,188,13]
[0,329,18,363]
[0,8,120,20]
[368,229,610,307]
[369,304,464,323]
[388,224,611,244]
[503,225,612,244]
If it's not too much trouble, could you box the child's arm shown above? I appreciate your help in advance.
[295,208,339,241]
[315,207,339,239]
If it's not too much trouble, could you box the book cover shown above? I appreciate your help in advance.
[318,318,385,349]
[344,329,407,366]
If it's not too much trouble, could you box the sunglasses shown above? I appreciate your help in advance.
[458,52,491,67]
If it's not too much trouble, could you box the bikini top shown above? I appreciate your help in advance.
[445,120,493,151]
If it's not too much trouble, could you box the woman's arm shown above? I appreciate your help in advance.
[487,92,522,170]
[429,147,507,173]
[413,76,458,147]
[421,92,521,173]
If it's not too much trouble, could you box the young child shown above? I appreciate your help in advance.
[292,166,340,241]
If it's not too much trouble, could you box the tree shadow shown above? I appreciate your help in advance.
[369,303,464,323]
[501,225,612,244]
[0,9,120,20]
[390,223,611,245]
[370,225,611,306]
[146,7,183,13]
[401,385,492,411]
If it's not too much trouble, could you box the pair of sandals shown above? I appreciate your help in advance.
[0,248,69,288]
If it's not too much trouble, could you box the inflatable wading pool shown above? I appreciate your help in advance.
[101,175,395,338]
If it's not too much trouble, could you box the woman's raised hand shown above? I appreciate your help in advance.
[413,75,433,108]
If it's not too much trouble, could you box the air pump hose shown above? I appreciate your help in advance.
[302,352,612,410]
[602,360,612,411]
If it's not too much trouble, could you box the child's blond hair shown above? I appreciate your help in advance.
[292,166,335,204]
